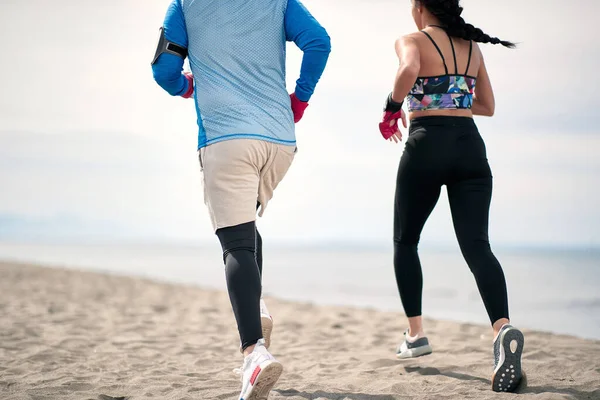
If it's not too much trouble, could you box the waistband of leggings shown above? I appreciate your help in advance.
[409,116,476,129]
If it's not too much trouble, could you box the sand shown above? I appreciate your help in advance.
[0,261,598,400]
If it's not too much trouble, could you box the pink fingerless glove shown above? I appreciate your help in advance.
[379,93,405,140]
[290,93,309,123]
[181,72,194,99]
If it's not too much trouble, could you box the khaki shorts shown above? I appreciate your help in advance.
[199,139,296,231]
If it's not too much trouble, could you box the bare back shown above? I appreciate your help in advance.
[407,26,483,119]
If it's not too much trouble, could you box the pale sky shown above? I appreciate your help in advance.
[0,0,598,248]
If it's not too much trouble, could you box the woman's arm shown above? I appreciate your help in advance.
[391,36,421,103]
[379,36,419,143]
[471,53,495,117]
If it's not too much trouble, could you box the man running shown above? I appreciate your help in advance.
[151,0,330,398]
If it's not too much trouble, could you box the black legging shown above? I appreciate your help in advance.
[216,220,264,351]
[394,116,509,325]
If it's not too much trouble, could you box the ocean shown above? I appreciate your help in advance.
[0,241,598,340]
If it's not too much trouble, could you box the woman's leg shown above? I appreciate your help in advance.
[394,148,443,336]
[449,128,523,392]
[447,176,510,332]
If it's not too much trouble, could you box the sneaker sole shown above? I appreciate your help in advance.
[243,360,283,400]
[492,328,524,393]
[396,344,433,359]
[261,315,273,350]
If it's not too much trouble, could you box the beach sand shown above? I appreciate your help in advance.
[0,261,598,400]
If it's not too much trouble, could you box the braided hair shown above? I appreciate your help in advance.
[417,0,516,48]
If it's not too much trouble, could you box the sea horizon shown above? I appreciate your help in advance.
[1,239,598,341]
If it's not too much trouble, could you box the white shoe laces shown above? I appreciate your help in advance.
[233,356,251,381]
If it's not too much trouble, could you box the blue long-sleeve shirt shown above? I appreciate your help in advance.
[152,0,331,149]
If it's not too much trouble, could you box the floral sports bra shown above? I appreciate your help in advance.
[407,28,476,112]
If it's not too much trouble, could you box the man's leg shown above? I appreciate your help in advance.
[203,140,287,400]
[216,221,263,352]
[201,140,264,353]
[254,216,274,349]
[255,203,263,278]
[254,144,295,350]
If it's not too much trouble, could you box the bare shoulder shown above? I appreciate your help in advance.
[472,41,484,60]
[468,42,491,79]
[394,33,421,55]
[395,33,422,46]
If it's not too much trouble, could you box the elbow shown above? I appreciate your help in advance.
[303,28,331,54]
[473,97,495,117]
[400,63,420,77]
[152,67,182,96]
[313,27,331,54]
[398,63,420,82]
[320,30,332,54]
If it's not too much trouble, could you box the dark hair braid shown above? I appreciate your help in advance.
[418,0,516,48]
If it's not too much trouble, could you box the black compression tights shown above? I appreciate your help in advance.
[216,221,264,350]
[394,117,509,325]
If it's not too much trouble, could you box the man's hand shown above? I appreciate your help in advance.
[181,72,194,99]
[290,93,309,123]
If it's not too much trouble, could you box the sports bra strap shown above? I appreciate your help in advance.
[445,31,458,74]
[421,31,449,75]
[465,40,473,75]
[430,26,458,74]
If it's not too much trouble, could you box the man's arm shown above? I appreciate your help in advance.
[285,0,331,103]
[151,0,193,98]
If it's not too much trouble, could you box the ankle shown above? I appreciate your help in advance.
[492,318,510,341]
[407,316,424,339]
[242,344,256,357]
[407,329,425,340]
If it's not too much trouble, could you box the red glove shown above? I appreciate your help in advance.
[290,93,309,123]
[181,72,194,99]
[379,93,406,140]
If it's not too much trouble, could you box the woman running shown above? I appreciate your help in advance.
[378,0,524,393]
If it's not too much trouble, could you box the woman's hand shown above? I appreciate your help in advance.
[379,93,407,142]
[385,114,406,143]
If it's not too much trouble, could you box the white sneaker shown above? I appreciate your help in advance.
[396,330,433,359]
[260,299,273,349]
[234,339,283,400]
